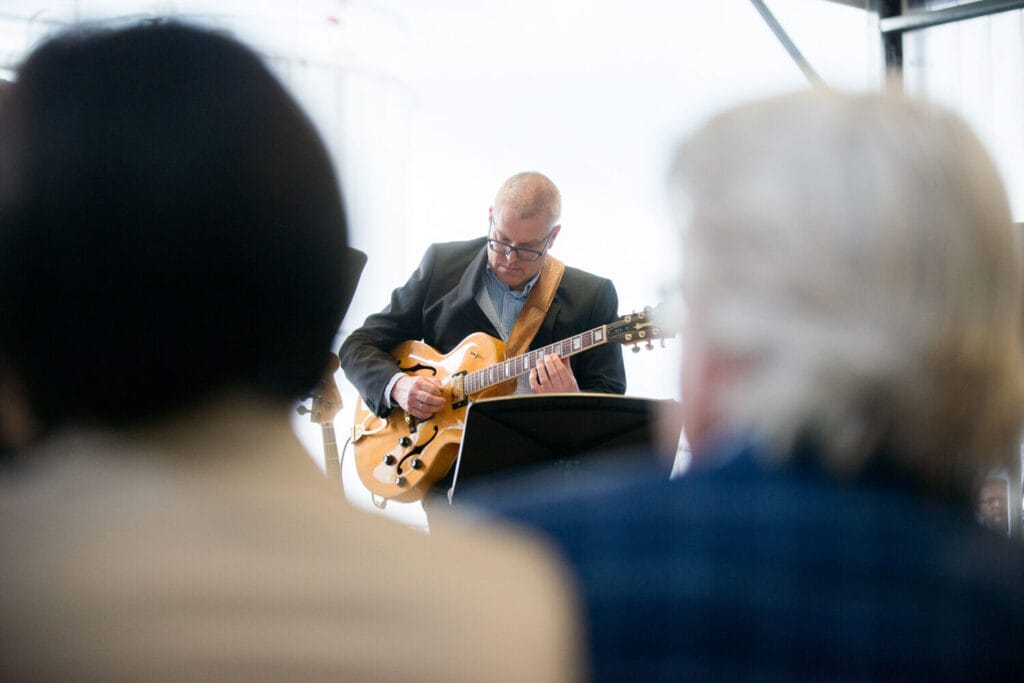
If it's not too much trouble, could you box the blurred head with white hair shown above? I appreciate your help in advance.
[671,89,1024,498]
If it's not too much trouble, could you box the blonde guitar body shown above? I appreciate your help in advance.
[350,306,669,503]
[352,333,514,503]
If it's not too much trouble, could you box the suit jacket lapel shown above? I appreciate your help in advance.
[432,240,499,347]
[450,239,489,309]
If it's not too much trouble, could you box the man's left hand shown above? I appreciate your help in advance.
[529,353,579,394]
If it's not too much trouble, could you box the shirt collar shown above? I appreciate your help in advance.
[484,265,540,299]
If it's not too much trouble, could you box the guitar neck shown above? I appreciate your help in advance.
[464,324,608,395]
[322,424,342,486]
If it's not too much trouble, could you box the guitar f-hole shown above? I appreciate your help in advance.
[398,362,437,376]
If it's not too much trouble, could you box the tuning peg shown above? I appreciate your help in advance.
[296,404,310,416]
[631,345,641,354]
[646,341,654,350]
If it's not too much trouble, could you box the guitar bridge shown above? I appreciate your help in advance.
[450,371,467,409]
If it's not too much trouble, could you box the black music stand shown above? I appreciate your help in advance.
[447,392,681,502]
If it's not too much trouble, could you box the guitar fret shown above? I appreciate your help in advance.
[320,414,342,488]
[464,321,620,393]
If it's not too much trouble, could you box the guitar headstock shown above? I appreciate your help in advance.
[298,354,342,425]
[607,303,676,352]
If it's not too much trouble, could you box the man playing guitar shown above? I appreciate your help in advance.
[340,171,626,503]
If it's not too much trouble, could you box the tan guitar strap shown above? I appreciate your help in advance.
[504,255,565,359]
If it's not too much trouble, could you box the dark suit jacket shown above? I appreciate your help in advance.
[340,238,626,416]
[473,440,1024,682]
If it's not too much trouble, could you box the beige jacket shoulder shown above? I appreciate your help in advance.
[0,419,580,682]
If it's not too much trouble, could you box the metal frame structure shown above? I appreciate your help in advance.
[748,0,826,87]
[880,0,1024,33]
[756,0,1024,81]
[871,0,1024,71]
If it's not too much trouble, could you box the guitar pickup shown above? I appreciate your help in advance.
[450,371,467,409]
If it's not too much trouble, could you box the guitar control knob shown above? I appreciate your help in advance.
[395,475,406,487]
[383,454,396,466]
[410,458,423,470]
[399,436,412,448]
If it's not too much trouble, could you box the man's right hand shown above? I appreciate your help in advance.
[391,375,444,420]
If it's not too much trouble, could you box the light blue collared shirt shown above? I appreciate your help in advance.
[480,265,539,341]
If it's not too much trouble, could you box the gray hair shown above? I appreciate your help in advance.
[493,171,561,227]
[672,89,1024,495]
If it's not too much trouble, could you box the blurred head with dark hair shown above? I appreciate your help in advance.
[0,21,352,432]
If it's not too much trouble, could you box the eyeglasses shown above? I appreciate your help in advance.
[486,218,554,262]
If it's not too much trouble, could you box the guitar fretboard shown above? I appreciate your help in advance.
[464,324,607,395]
[323,424,342,486]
